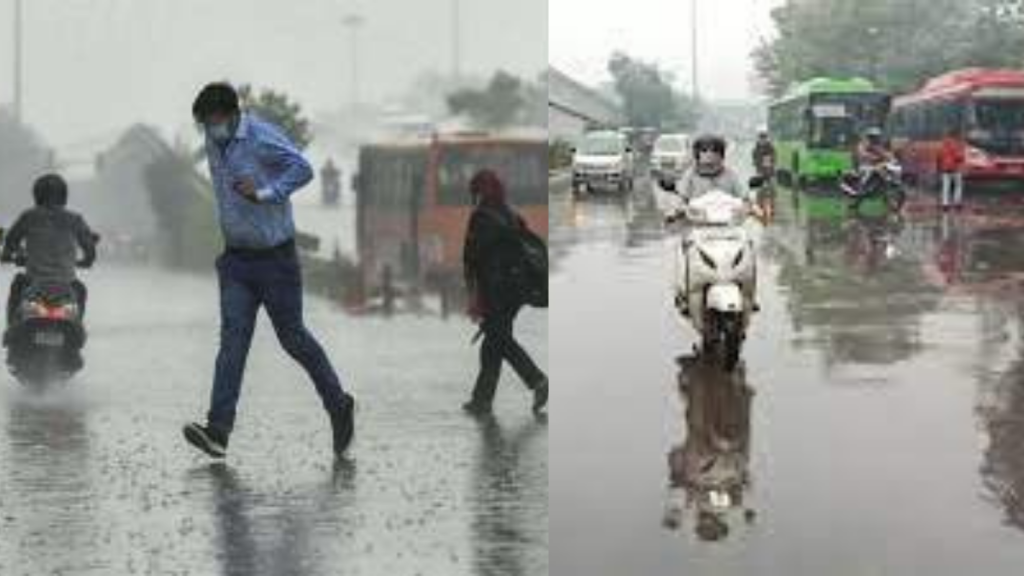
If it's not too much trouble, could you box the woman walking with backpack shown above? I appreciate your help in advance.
[462,169,548,416]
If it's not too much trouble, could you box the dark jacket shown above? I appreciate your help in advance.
[752,140,775,167]
[463,202,526,312]
[2,206,97,284]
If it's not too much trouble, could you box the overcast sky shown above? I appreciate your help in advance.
[0,0,545,153]
[550,0,782,102]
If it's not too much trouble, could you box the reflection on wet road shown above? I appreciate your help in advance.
[0,266,547,575]
[551,174,1024,576]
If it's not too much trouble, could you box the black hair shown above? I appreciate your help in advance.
[693,134,727,158]
[33,173,68,208]
[192,82,240,123]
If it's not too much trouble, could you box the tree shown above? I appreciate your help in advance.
[607,52,697,131]
[0,109,51,216]
[238,85,313,150]
[754,0,1024,97]
[446,71,528,129]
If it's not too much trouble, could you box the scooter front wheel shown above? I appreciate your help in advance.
[720,315,743,371]
[702,312,744,371]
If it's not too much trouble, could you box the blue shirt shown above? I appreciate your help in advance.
[204,113,313,249]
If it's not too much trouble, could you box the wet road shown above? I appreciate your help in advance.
[0,265,547,575]
[550,171,1024,575]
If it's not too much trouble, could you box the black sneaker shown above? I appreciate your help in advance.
[532,378,549,414]
[183,422,228,458]
[462,400,493,417]
[329,394,356,457]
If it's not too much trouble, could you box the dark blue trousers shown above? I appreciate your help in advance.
[208,244,346,434]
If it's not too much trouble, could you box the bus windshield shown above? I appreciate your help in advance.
[438,144,547,206]
[808,93,889,148]
[968,99,1024,155]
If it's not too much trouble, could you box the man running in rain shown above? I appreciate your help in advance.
[182,82,355,459]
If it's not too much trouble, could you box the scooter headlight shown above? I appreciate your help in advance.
[708,489,732,509]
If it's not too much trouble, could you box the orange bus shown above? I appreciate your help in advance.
[354,133,548,301]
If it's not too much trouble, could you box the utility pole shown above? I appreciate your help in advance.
[691,0,699,103]
[342,13,365,108]
[13,0,24,122]
[452,0,462,81]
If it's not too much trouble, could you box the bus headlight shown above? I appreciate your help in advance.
[966,145,994,168]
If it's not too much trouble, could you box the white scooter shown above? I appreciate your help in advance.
[666,183,762,370]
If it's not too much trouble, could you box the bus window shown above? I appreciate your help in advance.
[970,100,1024,142]
[438,145,547,207]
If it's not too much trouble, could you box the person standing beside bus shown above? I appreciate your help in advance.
[462,169,548,417]
[938,130,966,211]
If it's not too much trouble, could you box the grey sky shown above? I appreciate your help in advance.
[550,0,782,101]
[0,0,545,152]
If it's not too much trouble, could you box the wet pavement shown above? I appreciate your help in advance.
[550,170,1024,575]
[0,265,547,575]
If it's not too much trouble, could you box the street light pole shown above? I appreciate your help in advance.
[342,13,365,108]
[452,0,461,81]
[13,0,24,122]
[691,0,699,103]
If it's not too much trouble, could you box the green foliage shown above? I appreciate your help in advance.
[446,71,529,129]
[549,140,573,171]
[607,52,697,131]
[238,84,313,150]
[0,110,51,216]
[754,0,1024,97]
[144,151,220,270]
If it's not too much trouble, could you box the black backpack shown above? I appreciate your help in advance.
[507,226,548,308]
[479,209,549,309]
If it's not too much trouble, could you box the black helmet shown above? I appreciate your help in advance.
[693,134,727,158]
[33,173,68,208]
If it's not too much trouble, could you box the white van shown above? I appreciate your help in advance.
[571,131,635,194]
[650,133,691,192]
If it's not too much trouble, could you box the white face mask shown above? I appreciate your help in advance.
[698,150,720,164]
[697,150,723,170]
[205,119,235,144]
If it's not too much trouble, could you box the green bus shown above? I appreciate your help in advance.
[768,77,891,186]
